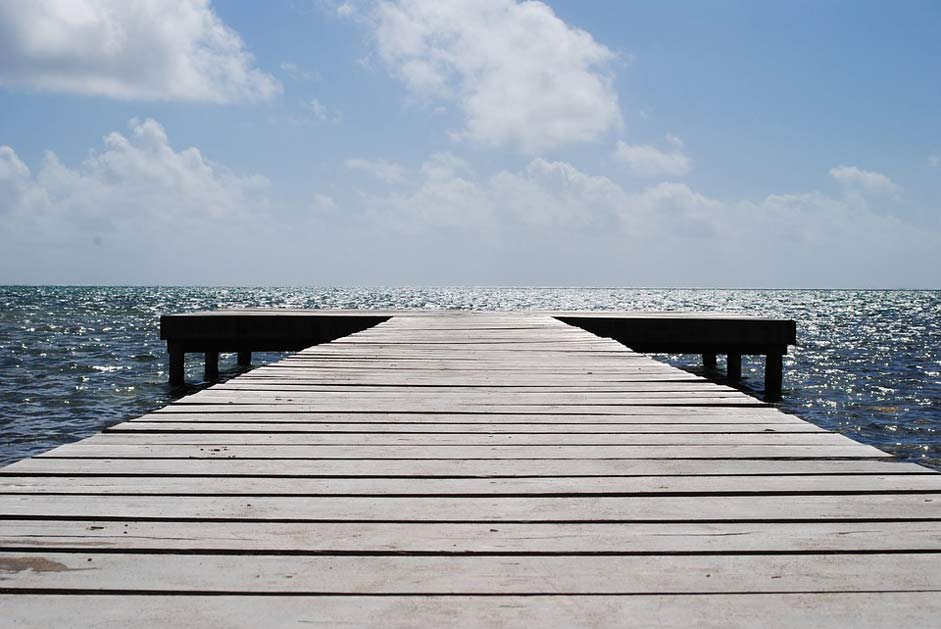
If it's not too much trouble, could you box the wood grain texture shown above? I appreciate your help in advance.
[3,593,938,629]
[4,520,941,553]
[2,311,938,626]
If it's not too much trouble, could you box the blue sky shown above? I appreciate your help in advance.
[0,0,938,287]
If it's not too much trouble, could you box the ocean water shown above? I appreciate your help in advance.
[1,286,939,469]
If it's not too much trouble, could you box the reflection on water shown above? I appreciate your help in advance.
[1,286,939,469]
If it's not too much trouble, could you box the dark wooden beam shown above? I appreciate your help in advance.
[727,352,742,382]
[204,351,219,380]
[765,350,784,402]
[702,353,718,370]
[168,341,184,387]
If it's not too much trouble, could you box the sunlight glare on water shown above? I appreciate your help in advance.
[1,286,939,469]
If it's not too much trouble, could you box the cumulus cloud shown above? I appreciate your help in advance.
[0,0,280,103]
[3,117,936,286]
[348,155,938,286]
[373,154,490,229]
[490,158,628,230]
[280,61,316,81]
[358,155,912,244]
[312,192,337,211]
[829,165,900,195]
[0,118,270,242]
[345,157,408,183]
[366,0,621,153]
[304,97,342,122]
[357,155,719,238]
[614,136,691,177]
[354,153,627,233]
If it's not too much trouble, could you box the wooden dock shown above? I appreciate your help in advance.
[159,308,797,400]
[2,311,940,626]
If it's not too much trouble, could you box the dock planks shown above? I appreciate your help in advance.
[2,311,940,627]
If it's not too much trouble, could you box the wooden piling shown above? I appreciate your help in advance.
[204,351,219,380]
[727,352,742,382]
[167,340,184,387]
[765,350,784,402]
[702,352,718,370]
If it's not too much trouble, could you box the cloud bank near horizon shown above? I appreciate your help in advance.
[1,117,935,286]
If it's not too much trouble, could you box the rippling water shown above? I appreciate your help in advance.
[1,286,939,469]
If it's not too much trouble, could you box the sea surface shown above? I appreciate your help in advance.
[1,286,939,469]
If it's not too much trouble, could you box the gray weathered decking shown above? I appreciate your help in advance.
[1,311,940,626]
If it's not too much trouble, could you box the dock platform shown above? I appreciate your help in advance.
[159,309,797,400]
[2,311,940,626]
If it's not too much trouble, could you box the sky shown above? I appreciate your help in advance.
[0,0,939,287]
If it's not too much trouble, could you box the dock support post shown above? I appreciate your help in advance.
[702,353,717,370]
[727,352,742,382]
[238,351,251,367]
[168,341,185,387]
[764,350,783,402]
[205,351,219,380]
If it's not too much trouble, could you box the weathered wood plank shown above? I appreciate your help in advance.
[4,473,941,496]
[4,520,941,553]
[160,403,773,414]
[183,391,759,402]
[3,593,938,629]
[2,494,938,521]
[1,552,939,593]
[213,383,731,392]
[3,457,924,477]
[110,422,825,433]
[149,407,788,418]
[34,443,889,459]
[80,432,858,446]
[242,370,704,380]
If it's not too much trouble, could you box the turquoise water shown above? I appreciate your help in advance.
[1,286,939,468]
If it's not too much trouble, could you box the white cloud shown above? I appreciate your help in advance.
[3,118,937,287]
[490,158,628,230]
[0,0,280,103]
[373,154,490,229]
[304,97,342,122]
[0,145,47,216]
[312,193,337,211]
[366,0,621,153]
[359,155,710,236]
[280,61,315,81]
[345,157,408,183]
[614,137,691,177]
[829,165,900,195]
[348,155,939,286]
[0,118,270,243]
[353,154,629,233]
[930,154,940,168]
[419,152,474,180]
